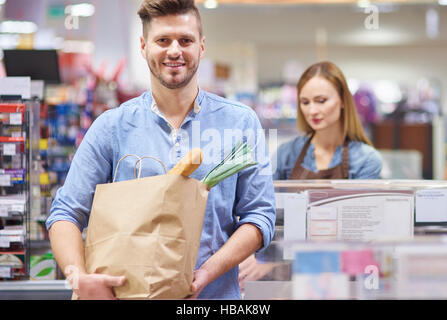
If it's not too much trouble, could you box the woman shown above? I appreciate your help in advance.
[273,61,382,180]
[239,61,382,290]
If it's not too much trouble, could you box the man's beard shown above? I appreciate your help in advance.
[149,61,199,90]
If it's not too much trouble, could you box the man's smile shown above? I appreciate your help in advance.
[163,62,186,69]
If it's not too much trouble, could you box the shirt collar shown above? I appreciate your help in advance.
[150,87,203,116]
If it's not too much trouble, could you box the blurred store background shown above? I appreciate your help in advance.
[0,0,446,279]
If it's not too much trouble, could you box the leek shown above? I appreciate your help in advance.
[202,140,258,189]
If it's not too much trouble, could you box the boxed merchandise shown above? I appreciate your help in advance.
[0,253,25,279]
[30,253,56,280]
[306,189,414,241]
[292,250,350,299]
[395,245,447,299]
[0,195,26,217]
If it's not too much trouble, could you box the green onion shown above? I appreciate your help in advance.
[202,140,258,189]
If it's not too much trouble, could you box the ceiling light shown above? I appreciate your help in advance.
[373,81,402,104]
[426,8,439,39]
[204,0,218,9]
[438,0,447,6]
[0,21,38,34]
[0,0,6,5]
[357,0,370,8]
[65,3,95,17]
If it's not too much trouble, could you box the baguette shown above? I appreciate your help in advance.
[167,148,203,176]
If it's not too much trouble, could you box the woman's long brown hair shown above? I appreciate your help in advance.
[296,61,373,146]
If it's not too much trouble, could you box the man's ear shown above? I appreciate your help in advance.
[200,36,206,59]
[140,36,147,59]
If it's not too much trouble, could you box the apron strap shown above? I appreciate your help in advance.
[289,133,314,179]
[341,139,350,178]
[290,133,350,180]
[296,133,314,166]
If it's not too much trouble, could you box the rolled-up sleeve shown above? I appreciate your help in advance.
[45,111,115,231]
[234,111,276,252]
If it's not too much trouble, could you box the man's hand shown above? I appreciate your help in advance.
[72,272,126,300]
[238,254,277,290]
[188,268,212,299]
[186,223,264,299]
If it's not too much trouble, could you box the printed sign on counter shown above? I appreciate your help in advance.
[279,192,307,260]
[309,220,338,237]
[415,189,447,223]
[306,189,414,241]
[310,206,337,220]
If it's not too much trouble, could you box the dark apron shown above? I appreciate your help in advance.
[289,134,350,179]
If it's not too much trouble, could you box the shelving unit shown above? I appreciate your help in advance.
[0,101,31,281]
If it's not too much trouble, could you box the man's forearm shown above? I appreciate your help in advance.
[48,220,87,276]
[199,223,263,284]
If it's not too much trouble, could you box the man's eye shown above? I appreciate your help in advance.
[181,38,193,44]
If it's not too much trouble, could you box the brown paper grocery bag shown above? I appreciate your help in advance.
[80,155,209,299]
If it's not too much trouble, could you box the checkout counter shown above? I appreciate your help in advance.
[2,179,447,300]
[243,179,447,300]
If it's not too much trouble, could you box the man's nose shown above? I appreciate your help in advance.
[167,40,181,58]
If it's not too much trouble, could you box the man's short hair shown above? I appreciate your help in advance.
[138,0,203,37]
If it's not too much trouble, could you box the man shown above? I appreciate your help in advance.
[46,0,276,299]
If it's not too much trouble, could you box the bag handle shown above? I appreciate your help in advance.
[113,154,167,183]
[134,156,167,178]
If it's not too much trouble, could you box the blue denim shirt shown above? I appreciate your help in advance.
[46,88,276,299]
[272,135,382,180]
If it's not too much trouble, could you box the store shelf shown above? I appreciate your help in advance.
[0,97,33,281]
[0,280,67,291]
[0,137,25,143]
[0,280,72,300]
[0,104,26,113]
[0,250,26,255]
[29,239,51,250]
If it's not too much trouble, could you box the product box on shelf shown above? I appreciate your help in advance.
[30,253,56,280]
[292,249,351,299]
[0,252,26,280]
[394,244,447,299]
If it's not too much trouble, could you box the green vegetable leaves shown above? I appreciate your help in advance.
[202,141,257,189]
